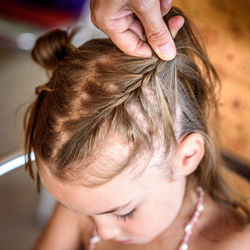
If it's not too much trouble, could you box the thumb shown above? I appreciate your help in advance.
[132,1,176,60]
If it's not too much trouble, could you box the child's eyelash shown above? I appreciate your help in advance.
[116,209,135,222]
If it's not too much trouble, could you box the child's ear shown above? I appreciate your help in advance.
[175,133,205,177]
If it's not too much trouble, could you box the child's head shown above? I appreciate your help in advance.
[23,7,249,242]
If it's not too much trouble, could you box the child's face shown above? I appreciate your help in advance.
[39,140,186,244]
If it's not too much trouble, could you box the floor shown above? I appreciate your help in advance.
[0,42,46,250]
[0,166,41,250]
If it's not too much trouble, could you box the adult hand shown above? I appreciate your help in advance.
[90,0,184,60]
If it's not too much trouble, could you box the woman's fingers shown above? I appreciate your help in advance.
[127,0,176,60]
[168,16,185,38]
[108,25,153,57]
[90,0,184,60]
[160,0,173,17]
[128,16,146,42]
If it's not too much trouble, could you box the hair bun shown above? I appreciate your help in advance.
[32,29,72,70]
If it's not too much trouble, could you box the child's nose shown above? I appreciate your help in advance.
[94,216,121,240]
[98,226,120,240]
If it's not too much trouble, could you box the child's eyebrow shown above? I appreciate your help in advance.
[93,199,134,215]
[60,199,134,215]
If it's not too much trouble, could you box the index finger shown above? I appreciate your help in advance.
[108,28,153,58]
[130,1,176,60]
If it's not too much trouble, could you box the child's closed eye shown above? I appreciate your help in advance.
[115,208,136,222]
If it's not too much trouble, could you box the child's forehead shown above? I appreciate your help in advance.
[83,143,171,196]
[39,156,159,216]
[37,133,175,215]
[38,128,169,186]
[82,134,150,180]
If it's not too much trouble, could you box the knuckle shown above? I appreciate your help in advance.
[90,13,108,32]
[135,0,157,14]
[147,27,169,44]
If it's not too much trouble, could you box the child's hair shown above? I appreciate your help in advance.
[24,7,249,224]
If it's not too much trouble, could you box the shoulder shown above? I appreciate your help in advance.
[78,213,95,249]
[32,203,84,250]
[231,224,250,249]
[199,198,250,250]
[55,204,95,249]
[217,224,250,250]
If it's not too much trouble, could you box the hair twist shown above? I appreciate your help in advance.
[31,29,75,70]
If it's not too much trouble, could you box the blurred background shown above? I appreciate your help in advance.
[0,0,249,249]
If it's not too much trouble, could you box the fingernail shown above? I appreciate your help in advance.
[157,42,176,60]
[171,30,177,38]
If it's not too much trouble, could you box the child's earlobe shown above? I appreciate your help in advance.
[176,133,205,177]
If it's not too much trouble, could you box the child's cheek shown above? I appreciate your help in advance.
[125,213,160,238]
